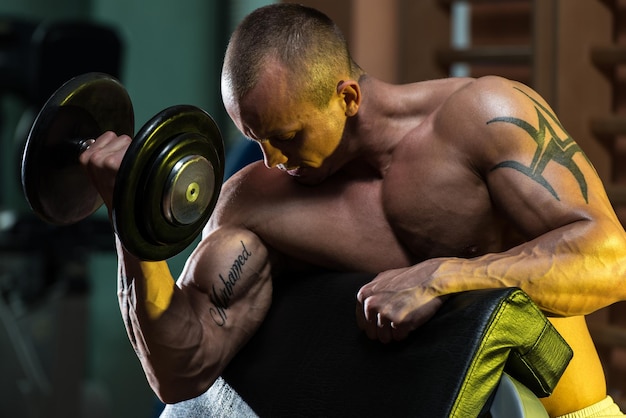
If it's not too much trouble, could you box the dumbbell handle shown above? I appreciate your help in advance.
[76,138,96,154]
[54,138,97,166]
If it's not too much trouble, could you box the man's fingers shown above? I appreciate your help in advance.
[357,291,446,343]
[356,285,371,304]
[390,321,411,341]
[356,296,403,344]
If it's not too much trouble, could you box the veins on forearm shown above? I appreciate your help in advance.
[487,87,591,203]
[118,276,143,357]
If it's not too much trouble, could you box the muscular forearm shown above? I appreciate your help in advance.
[116,241,214,403]
[358,218,626,338]
[115,227,274,403]
[431,220,626,315]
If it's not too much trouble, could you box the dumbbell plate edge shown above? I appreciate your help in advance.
[21,72,134,225]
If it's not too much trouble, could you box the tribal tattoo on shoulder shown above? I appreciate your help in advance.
[487,87,591,203]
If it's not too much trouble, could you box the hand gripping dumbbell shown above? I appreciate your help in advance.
[20,72,224,261]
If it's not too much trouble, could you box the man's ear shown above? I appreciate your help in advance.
[337,80,361,116]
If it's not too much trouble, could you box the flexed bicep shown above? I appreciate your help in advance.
[179,227,274,364]
[119,226,273,404]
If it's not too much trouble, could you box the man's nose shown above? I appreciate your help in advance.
[260,142,288,168]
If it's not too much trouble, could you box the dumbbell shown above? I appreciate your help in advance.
[20,72,224,261]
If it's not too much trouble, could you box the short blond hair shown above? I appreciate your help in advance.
[222,3,361,108]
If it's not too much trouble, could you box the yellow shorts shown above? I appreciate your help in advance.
[556,396,624,418]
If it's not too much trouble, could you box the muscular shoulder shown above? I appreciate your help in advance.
[443,75,541,107]
[205,161,278,233]
[433,76,559,167]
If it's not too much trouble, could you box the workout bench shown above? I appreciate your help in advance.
[161,271,572,418]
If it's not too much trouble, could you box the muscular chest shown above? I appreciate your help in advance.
[381,139,505,259]
[242,141,506,273]
[244,170,411,273]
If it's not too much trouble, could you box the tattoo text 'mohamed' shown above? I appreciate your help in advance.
[209,241,253,326]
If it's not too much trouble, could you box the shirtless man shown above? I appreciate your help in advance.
[80,4,626,417]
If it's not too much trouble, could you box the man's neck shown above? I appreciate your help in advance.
[344,76,409,175]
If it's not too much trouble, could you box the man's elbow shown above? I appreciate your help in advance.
[594,227,626,302]
[154,386,204,405]
[149,372,217,405]
[142,356,220,405]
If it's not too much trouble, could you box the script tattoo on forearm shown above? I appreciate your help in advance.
[209,241,253,326]
[487,87,590,203]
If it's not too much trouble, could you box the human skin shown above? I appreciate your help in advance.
[80,61,626,416]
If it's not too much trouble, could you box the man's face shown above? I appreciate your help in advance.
[223,61,348,185]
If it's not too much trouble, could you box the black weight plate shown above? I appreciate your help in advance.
[21,72,134,225]
[113,105,224,260]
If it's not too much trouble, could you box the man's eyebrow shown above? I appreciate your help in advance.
[255,129,295,141]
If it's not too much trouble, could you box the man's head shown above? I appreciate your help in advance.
[221,4,364,184]
[222,3,360,109]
